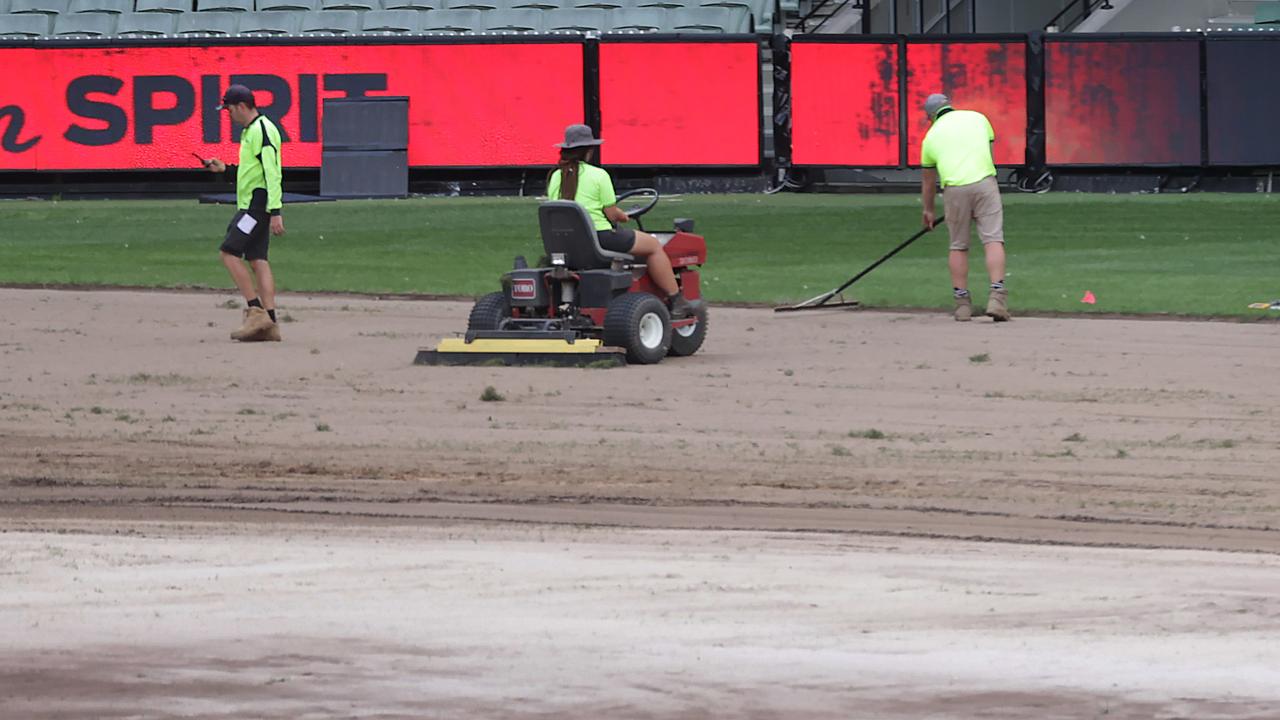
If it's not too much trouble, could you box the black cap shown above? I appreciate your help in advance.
[216,84,255,110]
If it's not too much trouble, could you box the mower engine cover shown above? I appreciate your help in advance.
[502,269,550,308]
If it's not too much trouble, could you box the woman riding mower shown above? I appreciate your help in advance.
[545,124,694,320]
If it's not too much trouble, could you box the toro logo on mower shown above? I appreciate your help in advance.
[511,278,537,300]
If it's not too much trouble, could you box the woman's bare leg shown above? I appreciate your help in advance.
[628,231,679,297]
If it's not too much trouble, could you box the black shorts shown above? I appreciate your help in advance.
[596,227,636,254]
[221,209,271,261]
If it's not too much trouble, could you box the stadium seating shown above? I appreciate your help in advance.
[382,0,439,10]
[300,8,357,32]
[239,9,302,32]
[418,7,478,31]
[701,0,768,32]
[196,0,252,12]
[510,0,558,9]
[488,5,545,29]
[52,10,113,33]
[0,0,775,37]
[542,7,603,31]
[359,7,417,31]
[176,9,239,33]
[670,5,746,31]
[115,10,177,33]
[10,0,70,16]
[445,0,501,11]
[134,0,187,13]
[69,0,130,14]
[258,0,320,11]
[605,7,662,31]
[322,0,376,11]
[0,11,51,34]
[482,6,540,30]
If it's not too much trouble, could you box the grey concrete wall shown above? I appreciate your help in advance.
[857,0,1241,34]
[1086,0,1227,32]
[975,0,1073,32]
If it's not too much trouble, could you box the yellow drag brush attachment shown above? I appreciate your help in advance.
[414,337,625,368]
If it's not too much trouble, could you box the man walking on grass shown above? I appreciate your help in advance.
[205,84,286,342]
[919,93,1010,322]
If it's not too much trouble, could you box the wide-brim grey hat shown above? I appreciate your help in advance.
[924,93,952,120]
[555,124,604,149]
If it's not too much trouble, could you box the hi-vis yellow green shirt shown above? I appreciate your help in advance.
[236,114,283,215]
[920,109,996,188]
[546,162,617,232]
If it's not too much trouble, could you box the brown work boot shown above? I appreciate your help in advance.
[953,295,972,322]
[257,322,282,342]
[986,288,1011,322]
[230,306,273,341]
[668,291,694,320]
[238,321,281,342]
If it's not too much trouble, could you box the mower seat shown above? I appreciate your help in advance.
[538,200,634,270]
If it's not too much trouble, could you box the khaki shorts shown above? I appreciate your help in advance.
[943,175,1004,251]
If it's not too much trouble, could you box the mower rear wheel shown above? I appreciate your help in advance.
[467,292,509,332]
[668,303,708,357]
[603,292,671,364]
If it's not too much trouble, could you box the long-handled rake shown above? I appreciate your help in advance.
[774,218,944,313]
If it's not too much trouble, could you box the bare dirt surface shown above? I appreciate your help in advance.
[3,288,1280,718]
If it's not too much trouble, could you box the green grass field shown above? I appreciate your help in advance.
[1,192,1276,316]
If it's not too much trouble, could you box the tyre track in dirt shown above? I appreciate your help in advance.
[6,485,1279,555]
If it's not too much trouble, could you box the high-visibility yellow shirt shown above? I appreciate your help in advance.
[546,162,617,232]
[920,109,996,188]
[236,114,283,214]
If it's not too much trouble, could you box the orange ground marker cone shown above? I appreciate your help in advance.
[1081,291,1097,305]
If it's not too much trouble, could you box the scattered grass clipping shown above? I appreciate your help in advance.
[849,428,886,440]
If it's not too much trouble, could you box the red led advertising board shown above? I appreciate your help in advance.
[1045,39,1200,166]
[0,42,584,171]
[905,41,1026,166]
[790,41,900,167]
[597,41,759,166]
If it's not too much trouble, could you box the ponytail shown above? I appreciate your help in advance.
[549,146,592,200]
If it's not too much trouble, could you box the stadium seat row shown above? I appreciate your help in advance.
[0,5,754,33]
[1,0,770,23]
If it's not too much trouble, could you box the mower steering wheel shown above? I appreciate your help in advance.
[616,188,659,220]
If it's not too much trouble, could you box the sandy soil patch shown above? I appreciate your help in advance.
[3,288,1280,717]
[3,522,1280,719]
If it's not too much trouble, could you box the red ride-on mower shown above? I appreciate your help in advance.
[415,189,708,367]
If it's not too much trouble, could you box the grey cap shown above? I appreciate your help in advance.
[924,93,952,120]
[555,124,604,149]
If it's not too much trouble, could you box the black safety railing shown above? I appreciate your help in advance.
[1044,0,1116,32]
[797,0,976,36]
[796,0,864,34]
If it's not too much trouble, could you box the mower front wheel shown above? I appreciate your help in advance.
[603,293,671,364]
[467,292,509,332]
